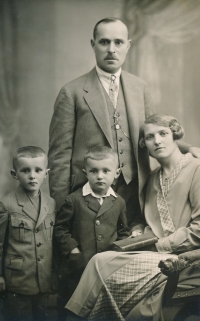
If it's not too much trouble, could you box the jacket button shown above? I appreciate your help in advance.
[96,220,100,226]
[119,138,122,142]
[121,163,124,168]
[38,258,41,262]
[119,150,123,154]
[35,229,38,233]
[97,235,102,241]
[37,243,42,247]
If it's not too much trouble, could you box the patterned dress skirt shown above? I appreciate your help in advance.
[66,251,177,321]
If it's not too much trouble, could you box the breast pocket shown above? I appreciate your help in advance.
[44,215,55,241]
[10,216,34,244]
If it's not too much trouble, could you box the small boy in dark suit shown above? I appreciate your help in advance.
[0,146,56,321]
[54,146,130,320]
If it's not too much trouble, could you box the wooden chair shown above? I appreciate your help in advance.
[159,249,200,321]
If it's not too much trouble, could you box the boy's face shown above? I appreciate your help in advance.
[83,157,120,196]
[11,156,49,196]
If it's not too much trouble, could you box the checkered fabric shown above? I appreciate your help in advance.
[88,252,177,321]
[157,153,193,237]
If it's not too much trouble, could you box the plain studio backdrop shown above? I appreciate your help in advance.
[1,0,200,197]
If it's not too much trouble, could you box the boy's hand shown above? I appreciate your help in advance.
[71,247,81,254]
[129,229,143,238]
[0,277,6,292]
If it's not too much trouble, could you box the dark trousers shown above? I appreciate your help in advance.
[3,291,48,321]
[112,174,142,227]
[57,274,81,321]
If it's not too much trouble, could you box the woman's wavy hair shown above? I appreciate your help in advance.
[139,114,185,148]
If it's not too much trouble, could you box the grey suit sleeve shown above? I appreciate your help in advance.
[48,86,76,210]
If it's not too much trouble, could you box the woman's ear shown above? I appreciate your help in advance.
[10,169,18,180]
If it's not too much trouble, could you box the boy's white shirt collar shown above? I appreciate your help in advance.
[83,182,117,205]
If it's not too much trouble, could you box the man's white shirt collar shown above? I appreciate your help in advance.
[83,181,117,205]
[96,65,121,95]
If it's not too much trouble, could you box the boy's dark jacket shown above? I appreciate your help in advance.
[54,188,130,277]
[0,185,56,295]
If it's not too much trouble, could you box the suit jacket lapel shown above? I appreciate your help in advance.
[83,68,114,149]
[16,186,38,222]
[84,194,101,213]
[97,195,115,218]
[121,71,139,159]
[36,192,49,228]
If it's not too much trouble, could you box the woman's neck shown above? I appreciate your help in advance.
[159,148,183,178]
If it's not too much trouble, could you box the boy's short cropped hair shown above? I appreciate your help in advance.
[84,146,118,167]
[13,146,47,170]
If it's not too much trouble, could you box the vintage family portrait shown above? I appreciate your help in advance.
[0,0,200,320]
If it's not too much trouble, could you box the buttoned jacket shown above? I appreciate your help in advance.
[48,68,153,211]
[0,185,56,295]
[54,188,130,270]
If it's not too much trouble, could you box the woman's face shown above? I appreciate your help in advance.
[144,123,177,159]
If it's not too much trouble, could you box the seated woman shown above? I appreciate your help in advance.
[66,114,200,321]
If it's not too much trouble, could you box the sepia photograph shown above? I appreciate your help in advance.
[0,0,200,320]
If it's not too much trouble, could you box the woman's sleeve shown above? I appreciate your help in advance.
[156,165,200,254]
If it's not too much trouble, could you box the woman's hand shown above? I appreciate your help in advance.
[129,229,142,238]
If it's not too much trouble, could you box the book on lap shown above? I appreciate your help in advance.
[111,232,158,252]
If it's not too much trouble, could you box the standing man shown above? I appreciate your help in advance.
[48,18,197,230]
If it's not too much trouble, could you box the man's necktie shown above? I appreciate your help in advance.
[109,75,117,108]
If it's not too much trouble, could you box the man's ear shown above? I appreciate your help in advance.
[91,39,95,51]
[126,39,131,53]
[11,169,18,180]
[82,169,87,176]
[44,169,50,178]
[115,168,121,179]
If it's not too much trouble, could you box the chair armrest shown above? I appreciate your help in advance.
[158,249,200,277]
[159,249,200,307]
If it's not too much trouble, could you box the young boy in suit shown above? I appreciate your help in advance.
[54,146,130,320]
[0,146,56,321]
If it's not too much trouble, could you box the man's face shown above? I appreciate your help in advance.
[91,21,131,74]
[12,156,49,196]
[83,157,120,196]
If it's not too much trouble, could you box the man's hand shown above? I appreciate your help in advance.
[189,146,200,158]
[71,247,81,254]
[0,277,5,292]
[129,229,142,238]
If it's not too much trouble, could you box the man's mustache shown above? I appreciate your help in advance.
[104,54,118,60]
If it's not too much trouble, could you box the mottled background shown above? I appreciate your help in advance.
[1,0,200,197]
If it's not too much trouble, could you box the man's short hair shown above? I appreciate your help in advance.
[84,146,118,166]
[13,146,47,170]
[93,17,128,39]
